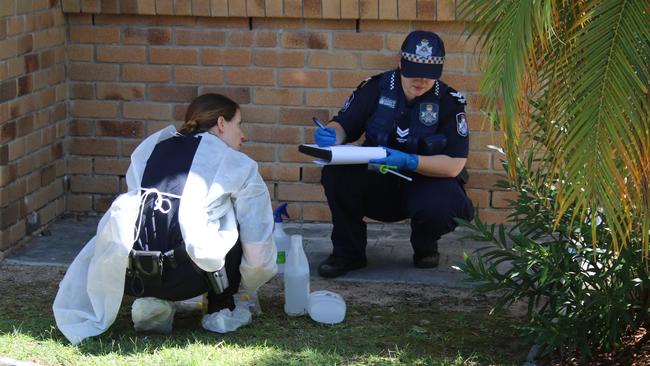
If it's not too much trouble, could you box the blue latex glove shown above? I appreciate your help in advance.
[314,127,337,147]
[369,147,419,171]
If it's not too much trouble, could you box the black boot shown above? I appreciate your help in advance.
[318,255,367,278]
[413,252,440,269]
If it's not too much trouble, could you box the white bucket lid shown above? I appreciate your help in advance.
[308,290,346,324]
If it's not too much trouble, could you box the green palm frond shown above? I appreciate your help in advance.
[458,0,650,253]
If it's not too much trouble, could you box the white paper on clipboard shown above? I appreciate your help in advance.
[299,144,387,165]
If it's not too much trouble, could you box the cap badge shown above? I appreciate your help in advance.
[415,39,432,58]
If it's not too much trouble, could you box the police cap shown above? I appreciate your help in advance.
[399,30,445,80]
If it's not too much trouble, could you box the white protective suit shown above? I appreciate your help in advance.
[53,126,277,345]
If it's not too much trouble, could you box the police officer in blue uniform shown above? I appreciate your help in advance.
[314,30,474,278]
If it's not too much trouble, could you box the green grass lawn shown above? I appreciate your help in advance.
[0,264,528,365]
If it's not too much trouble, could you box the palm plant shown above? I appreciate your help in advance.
[458,0,650,253]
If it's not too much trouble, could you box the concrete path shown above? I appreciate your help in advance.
[4,215,487,288]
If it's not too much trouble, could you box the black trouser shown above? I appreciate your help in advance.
[124,240,243,314]
[321,164,474,260]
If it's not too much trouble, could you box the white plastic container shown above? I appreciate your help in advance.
[284,234,310,316]
[308,290,346,324]
[273,203,290,274]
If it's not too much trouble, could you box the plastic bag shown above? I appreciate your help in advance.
[131,297,175,334]
[201,305,251,333]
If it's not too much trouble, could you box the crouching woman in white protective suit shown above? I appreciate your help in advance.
[53,93,277,345]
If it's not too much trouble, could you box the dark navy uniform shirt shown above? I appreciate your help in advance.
[332,69,469,158]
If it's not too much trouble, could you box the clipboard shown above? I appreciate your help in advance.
[298,144,387,165]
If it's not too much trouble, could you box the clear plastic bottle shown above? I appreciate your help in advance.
[284,234,310,316]
[273,203,291,274]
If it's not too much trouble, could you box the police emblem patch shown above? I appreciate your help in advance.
[379,96,396,109]
[456,112,468,137]
[340,93,354,113]
[416,39,432,58]
[419,103,439,126]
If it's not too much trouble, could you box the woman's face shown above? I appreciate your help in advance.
[213,109,246,150]
[400,74,436,103]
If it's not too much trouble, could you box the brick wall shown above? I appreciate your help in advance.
[0,0,68,257]
[0,0,509,254]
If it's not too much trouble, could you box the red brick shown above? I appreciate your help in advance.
[304,18,356,30]
[123,64,172,82]
[226,69,274,86]
[283,0,303,18]
[466,151,491,170]
[228,31,277,47]
[277,183,325,202]
[308,52,357,68]
[254,50,304,67]
[469,131,505,151]
[334,33,383,50]
[279,107,330,126]
[361,53,399,70]
[197,16,247,28]
[305,90,350,107]
[0,121,16,144]
[464,171,501,190]
[282,32,329,49]
[246,125,301,144]
[151,47,199,64]
[70,62,119,81]
[175,66,224,84]
[67,44,93,61]
[259,163,300,182]
[0,38,17,60]
[303,0,321,17]
[200,86,250,104]
[254,88,302,106]
[239,143,275,162]
[123,102,172,120]
[97,45,147,63]
[175,29,226,45]
[441,74,481,92]
[340,0,358,18]
[251,18,303,29]
[0,80,16,103]
[417,0,435,20]
[97,120,145,137]
[69,137,120,156]
[279,70,327,87]
[246,0,264,16]
[24,53,39,73]
[94,157,130,175]
[70,175,119,194]
[101,0,120,13]
[322,0,340,18]
[302,202,331,221]
[378,0,397,19]
[476,208,510,224]
[397,0,416,19]
[17,34,33,55]
[331,71,374,88]
[70,25,119,43]
[239,105,276,123]
[67,194,92,212]
[359,0,378,18]
[191,0,211,15]
[33,28,66,50]
[71,100,119,118]
[491,190,519,209]
[202,48,251,66]
[227,0,246,16]
[279,145,314,163]
[265,0,282,16]
[68,119,95,136]
[124,27,171,45]
[466,188,489,208]
[301,165,322,182]
[148,85,198,102]
[96,83,145,100]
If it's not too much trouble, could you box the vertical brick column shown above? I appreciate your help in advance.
[0,0,68,257]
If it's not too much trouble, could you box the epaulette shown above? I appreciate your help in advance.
[447,85,467,105]
[355,73,382,90]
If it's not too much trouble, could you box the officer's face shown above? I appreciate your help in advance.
[217,109,247,150]
[400,74,435,102]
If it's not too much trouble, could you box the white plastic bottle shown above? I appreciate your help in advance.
[273,203,290,274]
[284,234,310,316]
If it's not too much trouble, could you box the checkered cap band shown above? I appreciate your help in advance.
[400,51,444,65]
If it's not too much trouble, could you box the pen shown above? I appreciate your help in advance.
[312,117,327,129]
[378,164,413,182]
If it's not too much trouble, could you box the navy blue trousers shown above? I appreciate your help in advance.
[321,164,474,260]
